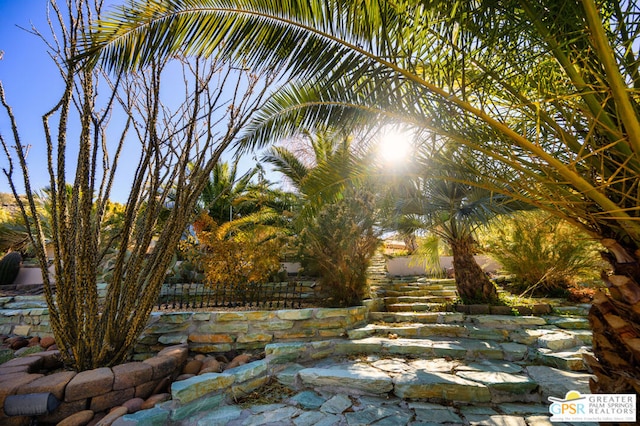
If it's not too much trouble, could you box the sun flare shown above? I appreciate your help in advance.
[378,127,413,165]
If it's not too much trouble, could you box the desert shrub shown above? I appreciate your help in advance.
[195,213,283,296]
[165,235,205,284]
[483,211,603,297]
[300,189,380,307]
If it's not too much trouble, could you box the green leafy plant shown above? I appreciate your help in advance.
[263,130,381,307]
[406,235,447,278]
[195,213,284,292]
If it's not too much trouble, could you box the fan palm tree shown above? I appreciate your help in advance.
[397,159,520,304]
[261,129,361,213]
[86,0,640,396]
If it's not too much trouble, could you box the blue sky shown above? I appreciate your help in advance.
[0,0,275,203]
[0,0,64,197]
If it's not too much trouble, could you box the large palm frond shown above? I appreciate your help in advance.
[261,146,310,189]
[86,0,640,399]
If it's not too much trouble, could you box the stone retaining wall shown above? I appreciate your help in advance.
[135,307,368,359]
[0,295,369,359]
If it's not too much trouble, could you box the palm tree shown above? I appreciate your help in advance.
[198,160,257,223]
[262,130,380,306]
[86,0,640,397]
[260,129,360,214]
[397,169,499,304]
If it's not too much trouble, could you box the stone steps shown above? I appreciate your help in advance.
[118,328,595,425]
[369,311,465,324]
[386,302,447,312]
[353,315,593,372]
[370,272,459,315]
[335,336,522,361]
[374,283,457,294]
[374,289,446,297]
[121,264,595,424]
[274,351,594,406]
[384,295,454,304]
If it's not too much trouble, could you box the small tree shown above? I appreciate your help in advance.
[300,187,380,307]
[392,148,527,304]
[263,130,381,306]
[0,0,276,370]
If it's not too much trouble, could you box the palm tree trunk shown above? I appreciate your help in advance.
[585,240,640,423]
[449,236,499,304]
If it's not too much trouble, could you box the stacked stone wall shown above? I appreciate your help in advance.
[135,307,367,359]
[0,296,368,358]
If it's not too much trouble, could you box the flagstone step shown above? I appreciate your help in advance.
[551,305,591,316]
[386,302,447,312]
[276,356,594,405]
[375,283,457,293]
[546,316,591,329]
[370,312,547,327]
[429,289,458,297]
[368,311,465,324]
[349,322,591,344]
[534,347,592,371]
[374,289,453,298]
[334,336,525,361]
[385,296,455,304]
[347,325,592,371]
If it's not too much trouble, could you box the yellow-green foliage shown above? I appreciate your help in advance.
[194,213,282,288]
[482,211,603,296]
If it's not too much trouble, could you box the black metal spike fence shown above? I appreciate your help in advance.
[156,280,318,310]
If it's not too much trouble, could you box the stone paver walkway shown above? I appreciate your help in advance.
[166,322,595,426]
[175,354,596,425]
[115,272,598,426]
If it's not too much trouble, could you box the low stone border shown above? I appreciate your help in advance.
[0,345,186,424]
[112,342,338,425]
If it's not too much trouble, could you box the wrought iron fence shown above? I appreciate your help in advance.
[156,280,317,310]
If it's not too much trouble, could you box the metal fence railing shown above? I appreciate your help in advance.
[156,281,318,310]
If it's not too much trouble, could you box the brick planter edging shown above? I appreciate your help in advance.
[114,341,341,425]
[0,344,187,424]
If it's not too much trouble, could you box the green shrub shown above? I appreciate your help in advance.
[0,251,22,286]
[300,189,380,307]
[483,212,603,297]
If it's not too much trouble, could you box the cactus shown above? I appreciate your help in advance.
[0,252,22,286]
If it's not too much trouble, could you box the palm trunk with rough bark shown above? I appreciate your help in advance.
[449,235,498,304]
[585,239,640,424]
